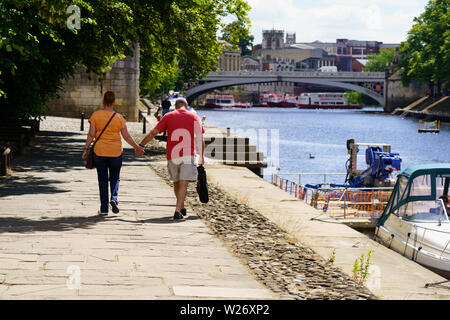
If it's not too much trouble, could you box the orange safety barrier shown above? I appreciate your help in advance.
[272,175,392,219]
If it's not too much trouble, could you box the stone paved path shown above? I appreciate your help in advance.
[0,118,278,300]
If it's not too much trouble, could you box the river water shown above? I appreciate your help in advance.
[196,107,450,185]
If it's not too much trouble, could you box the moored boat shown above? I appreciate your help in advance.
[298,92,362,109]
[266,93,284,108]
[375,163,450,277]
[234,101,253,108]
[203,94,236,109]
[280,94,298,108]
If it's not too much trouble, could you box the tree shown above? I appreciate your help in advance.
[398,0,450,93]
[364,48,396,72]
[344,91,380,107]
[0,0,251,119]
[136,0,251,98]
[221,19,254,56]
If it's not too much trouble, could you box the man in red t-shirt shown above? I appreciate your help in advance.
[139,98,205,220]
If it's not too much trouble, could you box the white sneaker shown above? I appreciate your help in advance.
[98,210,108,217]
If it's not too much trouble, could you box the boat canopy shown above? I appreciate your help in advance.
[377,163,450,226]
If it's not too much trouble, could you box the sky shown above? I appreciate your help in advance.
[244,0,430,44]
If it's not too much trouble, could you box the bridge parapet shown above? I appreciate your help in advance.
[205,71,385,80]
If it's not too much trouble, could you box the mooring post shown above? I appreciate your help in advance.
[143,116,146,134]
[80,113,85,131]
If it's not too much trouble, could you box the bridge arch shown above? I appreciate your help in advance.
[185,77,385,106]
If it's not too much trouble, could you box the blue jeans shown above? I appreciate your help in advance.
[93,153,123,213]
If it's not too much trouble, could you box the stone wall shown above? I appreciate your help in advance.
[46,46,140,121]
[385,70,428,112]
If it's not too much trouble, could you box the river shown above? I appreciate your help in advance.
[196,107,450,185]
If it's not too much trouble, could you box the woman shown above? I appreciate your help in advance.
[82,91,145,216]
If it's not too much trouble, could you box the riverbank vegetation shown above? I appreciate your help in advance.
[0,0,251,120]
[398,0,449,95]
[350,0,449,106]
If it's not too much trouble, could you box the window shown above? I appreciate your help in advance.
[410,175,432,197]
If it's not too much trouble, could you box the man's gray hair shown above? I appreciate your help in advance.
[175,98,188,106]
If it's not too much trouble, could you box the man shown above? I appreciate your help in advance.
[161,95,172,117]
[139,98,205,220]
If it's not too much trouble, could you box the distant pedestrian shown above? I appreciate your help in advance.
[82,91,145,216]
[138,97,205,220]
[161,95,171,117]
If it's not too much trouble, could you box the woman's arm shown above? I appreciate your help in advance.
[82,123,97,159]
[121,125,145,155]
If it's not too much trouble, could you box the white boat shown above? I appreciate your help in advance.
[298,92,362,109]
[203,94,235,109]
[375,164,450,277]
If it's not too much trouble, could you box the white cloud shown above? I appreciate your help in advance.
[246,0,428,44]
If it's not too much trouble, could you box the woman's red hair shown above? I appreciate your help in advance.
[103,91,115,106]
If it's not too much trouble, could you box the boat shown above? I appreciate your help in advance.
[234,101,253,108]
[266,93,284,108]
[203,94,235,109]
[375,163,450,277]
[298,92,363,109]
[259,93,270,107]
[280,94,298,108]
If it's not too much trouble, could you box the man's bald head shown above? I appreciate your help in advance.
[175,98,188,109]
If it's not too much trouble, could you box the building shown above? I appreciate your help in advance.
[262,29,285,50]
[241,55,261,71]
[217,41,241,71]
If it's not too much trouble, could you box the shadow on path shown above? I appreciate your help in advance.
[0,215,105,234]
[0,131,150,198]
[116,215,199,224]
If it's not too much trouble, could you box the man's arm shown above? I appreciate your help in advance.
[120,126,145,155]
[139,128,161,147]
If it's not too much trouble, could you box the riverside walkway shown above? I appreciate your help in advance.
[0,117,277,300]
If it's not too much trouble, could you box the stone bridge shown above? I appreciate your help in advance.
[185,71,386,107]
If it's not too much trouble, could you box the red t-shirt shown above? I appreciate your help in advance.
[155,109,205,160]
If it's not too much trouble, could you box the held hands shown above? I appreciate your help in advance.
[198,156,205,166]
[135,145,145,156]
[82,149,88,160]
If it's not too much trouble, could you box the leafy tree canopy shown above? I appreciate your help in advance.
[221,19,254,56]
[0,0,251,119]
[398,0,450,90]
[364,48,396,72]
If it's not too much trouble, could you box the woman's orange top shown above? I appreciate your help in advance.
[89,110,126,157]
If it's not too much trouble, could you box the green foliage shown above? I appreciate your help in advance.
[0,0,137,119]
[364,48,397,72]
[344,91,380,107]
[131,0,252,98]
[221,19,254,56]
[352,249,373,285]
[0,0,251,119]
[398,0,450,89]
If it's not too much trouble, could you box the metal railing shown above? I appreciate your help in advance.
[413,224,450,262]
[272,173,393,219]
[273,172,346,186]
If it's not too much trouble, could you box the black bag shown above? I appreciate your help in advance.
[85,147,95,169]
[196,165,209,203]
[85,112,116,169]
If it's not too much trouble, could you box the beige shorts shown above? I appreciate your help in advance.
[167,158,198,182]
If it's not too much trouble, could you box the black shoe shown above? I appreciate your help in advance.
[180,208,187,216]
[110,200,119,214]
[173,211,184,220]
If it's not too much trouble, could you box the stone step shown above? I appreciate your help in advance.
[204,136,250,145]
[205,143,257,153]
[223,160,268,168]
[205,151,265,161]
